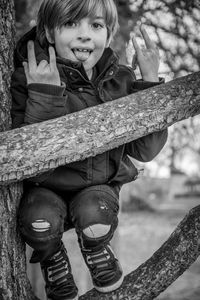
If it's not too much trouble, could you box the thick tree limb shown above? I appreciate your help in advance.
[79,205,200,300]
[0,71,200,185]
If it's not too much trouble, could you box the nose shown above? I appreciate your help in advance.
[77,23,91,42]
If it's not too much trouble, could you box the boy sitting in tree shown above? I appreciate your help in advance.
[11,0,168,299]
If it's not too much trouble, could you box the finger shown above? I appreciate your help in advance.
[27,40,37,70]
[22,61,28,78]
[49,46,57,70]
[140,25,156,50]
[132,54,137,70]
[131,33,141,55]
[22,61,29,84]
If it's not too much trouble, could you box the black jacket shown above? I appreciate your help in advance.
[11,27,168,191]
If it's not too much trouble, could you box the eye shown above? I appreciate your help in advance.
[64,21,77,27]
[92,22,104,29]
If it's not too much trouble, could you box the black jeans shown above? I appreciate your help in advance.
[18,184,119,262]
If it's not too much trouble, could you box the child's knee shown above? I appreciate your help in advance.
[72,200,118,235]
[80,222,117,249]
[70,185,119,230]
[83,224,111,239]
[70,185,119,249]
[18,209,64,248]
[18,187,66,246]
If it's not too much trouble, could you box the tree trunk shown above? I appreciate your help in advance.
[0,1,37,299]
[0,71,200,184]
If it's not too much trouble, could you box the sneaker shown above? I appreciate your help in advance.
[82,243,123,293]
[41,242,78,300]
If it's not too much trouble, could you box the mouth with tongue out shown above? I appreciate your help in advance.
[72,48,92,62]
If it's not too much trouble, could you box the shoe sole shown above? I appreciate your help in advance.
[94,275,124,293]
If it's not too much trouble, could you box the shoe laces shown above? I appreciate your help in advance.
[85,245,116,282]
[42,248,74,288]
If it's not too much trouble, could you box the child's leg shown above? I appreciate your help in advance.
[69,184,123,293]
[18,186,67,262]
[69,184,119,248]
[18,186,78,300]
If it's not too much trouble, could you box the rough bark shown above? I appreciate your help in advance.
[0,71,200,185]
[79,205,200,300]
[0,1,38,299]
[0,183,37,300]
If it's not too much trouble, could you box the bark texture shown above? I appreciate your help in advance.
[0,71,200,185]
[79,205,200,299]
[0,1,38,299]
[0,183,37,300]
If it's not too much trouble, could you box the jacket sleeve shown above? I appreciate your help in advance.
[125,129,168,162]
[123,65,165,93]
[125,66,168,162]
[11,67,68,128]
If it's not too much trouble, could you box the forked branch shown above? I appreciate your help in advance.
[79,205,200,299]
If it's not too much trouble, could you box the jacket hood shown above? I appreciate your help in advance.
[14,26,119,79]
[14,27,44,68]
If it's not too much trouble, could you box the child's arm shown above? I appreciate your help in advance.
[11,41,68,128]
[125,130,168,162]
[124,25,167,162]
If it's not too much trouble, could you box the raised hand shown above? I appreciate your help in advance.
[132,25,160,82]
[23,40,60,86]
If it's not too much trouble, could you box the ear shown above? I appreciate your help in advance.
[45,27,54,44]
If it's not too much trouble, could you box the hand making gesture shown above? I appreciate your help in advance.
[132,25,160,82]
[23,40,60,86]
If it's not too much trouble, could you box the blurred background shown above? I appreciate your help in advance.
[14,0,200,299]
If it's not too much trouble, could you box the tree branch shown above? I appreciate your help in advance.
[79,205,200,300]
[0,71,200,184]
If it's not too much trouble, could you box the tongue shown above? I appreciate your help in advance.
[74,50,90,61]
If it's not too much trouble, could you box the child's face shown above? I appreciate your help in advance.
[48,9,109,80]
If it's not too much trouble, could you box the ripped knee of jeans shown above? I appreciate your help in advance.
[79,223,115,250]
[31,219,51,232]
[83,224,111,239]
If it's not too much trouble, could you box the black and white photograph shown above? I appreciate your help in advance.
[0,0,200,299]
